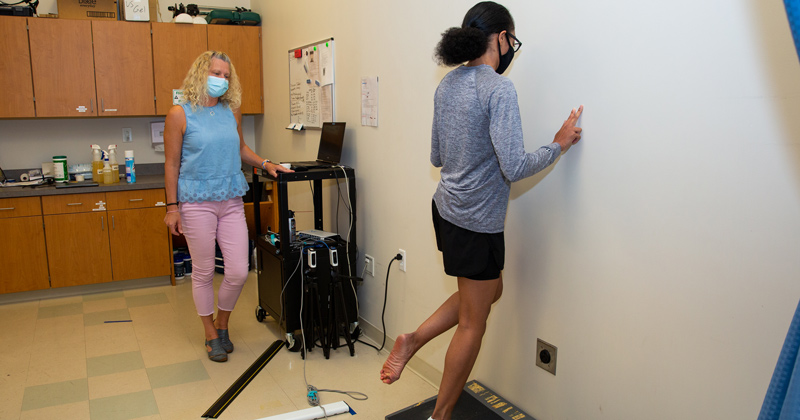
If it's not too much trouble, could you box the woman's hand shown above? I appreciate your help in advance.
[553,105,584,153]
[264,162,294,177]
[164,211,182,236]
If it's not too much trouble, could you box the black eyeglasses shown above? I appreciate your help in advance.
[507,32,522,52]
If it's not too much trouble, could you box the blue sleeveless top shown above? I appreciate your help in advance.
[178,102,249,203]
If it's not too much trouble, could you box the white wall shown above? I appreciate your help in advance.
[0,0,254,170]
[253,1,800,419]
[0,116,256,169]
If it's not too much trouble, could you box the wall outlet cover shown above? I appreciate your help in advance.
[536,338,557,375]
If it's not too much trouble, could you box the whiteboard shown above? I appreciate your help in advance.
[288,38,335,129]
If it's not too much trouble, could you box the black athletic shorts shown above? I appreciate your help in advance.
[432,200,504,281]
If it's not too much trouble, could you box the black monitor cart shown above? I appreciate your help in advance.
[252,166,358,358]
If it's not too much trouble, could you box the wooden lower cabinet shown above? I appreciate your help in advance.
[0,215,50,294]
[108,207,171,281]
[31,189,173,292]
[44,211,112,288]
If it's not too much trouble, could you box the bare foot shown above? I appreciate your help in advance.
[380,333,417,384]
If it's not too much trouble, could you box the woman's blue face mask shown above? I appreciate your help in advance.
[207,76,229,98]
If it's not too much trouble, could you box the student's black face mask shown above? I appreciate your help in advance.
[496,32,515,75]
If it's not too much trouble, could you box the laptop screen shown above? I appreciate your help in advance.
[317,122,346,163]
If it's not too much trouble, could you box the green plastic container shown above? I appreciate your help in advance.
[53,155,68,182]
[205,9,261,25]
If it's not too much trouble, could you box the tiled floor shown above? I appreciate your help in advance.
[0,272,437,420]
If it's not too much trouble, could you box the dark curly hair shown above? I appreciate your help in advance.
[435,1,515,66]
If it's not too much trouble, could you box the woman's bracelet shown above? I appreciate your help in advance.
[166,210,179,214]
[166,202,179,207]
[261,159,271,170]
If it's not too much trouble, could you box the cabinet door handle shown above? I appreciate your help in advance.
[101,215,105,231]
[112,215,115,230]
[101,98,104,112]
[67,203,83,206]
[0,207,15,211]
[128,198,143,202]
[89,98,94,113]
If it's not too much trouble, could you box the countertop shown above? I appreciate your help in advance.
[0,165,259,199]
[0,174,167,199]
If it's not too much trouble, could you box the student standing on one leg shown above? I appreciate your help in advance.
[380,3,584,419]
[164,51,292,363]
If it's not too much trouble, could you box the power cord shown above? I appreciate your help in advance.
[379,253,403,351]
[355,253,402,352]
[298,245,368,419]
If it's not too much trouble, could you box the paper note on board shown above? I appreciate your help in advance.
[319,43,333,86]
[320,86,332,123]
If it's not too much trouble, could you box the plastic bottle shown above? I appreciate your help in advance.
[102,154,113,185]
[125,150,136,183]
[108,145,120,183]
[53,155,68,183]
[91,145,103,184]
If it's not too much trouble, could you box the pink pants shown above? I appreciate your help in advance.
[180,197,249,316]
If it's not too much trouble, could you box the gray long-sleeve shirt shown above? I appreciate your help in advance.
[431,64,561,234]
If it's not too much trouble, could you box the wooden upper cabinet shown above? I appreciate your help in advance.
[92,21,156,116]
[0,17,35,118]
[152,23,208,116]
[208,25,263,114]
[28,19,97,117]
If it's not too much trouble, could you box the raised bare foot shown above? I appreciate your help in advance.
[380,333,417,384]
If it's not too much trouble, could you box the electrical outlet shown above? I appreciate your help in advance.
[398,249,406,272]
[364,254,374,276]
[536,339,557,375]
[122,128,133,143]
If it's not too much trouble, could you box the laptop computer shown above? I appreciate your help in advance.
[284,122,346,169]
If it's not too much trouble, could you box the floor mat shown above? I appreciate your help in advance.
[386,380,533,420]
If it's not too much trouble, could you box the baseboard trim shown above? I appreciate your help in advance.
[0,276,173,305]
[357,317,443,389]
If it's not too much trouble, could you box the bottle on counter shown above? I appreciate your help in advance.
[53,155,68,183]
[91,145,103,183]
[125,150,136,183]
[102,154,113,185]
[108,145,120,183]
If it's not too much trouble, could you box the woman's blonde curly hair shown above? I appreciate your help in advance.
[180,51,242,112]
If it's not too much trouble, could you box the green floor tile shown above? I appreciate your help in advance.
[83,291,125,302]
[21,378,88,411]
[89,390,159,420]
[83,308,132,326]
[147,359,210,388]
[37,302,84,319]
[125,293,169,308]
[87,351,145,377]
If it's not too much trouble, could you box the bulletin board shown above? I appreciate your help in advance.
[288,38,335,129]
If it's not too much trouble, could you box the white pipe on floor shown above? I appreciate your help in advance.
[255,401,351,420]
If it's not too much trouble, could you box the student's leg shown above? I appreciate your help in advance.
[430,276,502,420]
[381,275,503,384]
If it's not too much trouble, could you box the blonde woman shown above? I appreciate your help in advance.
[164,51,292,362]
